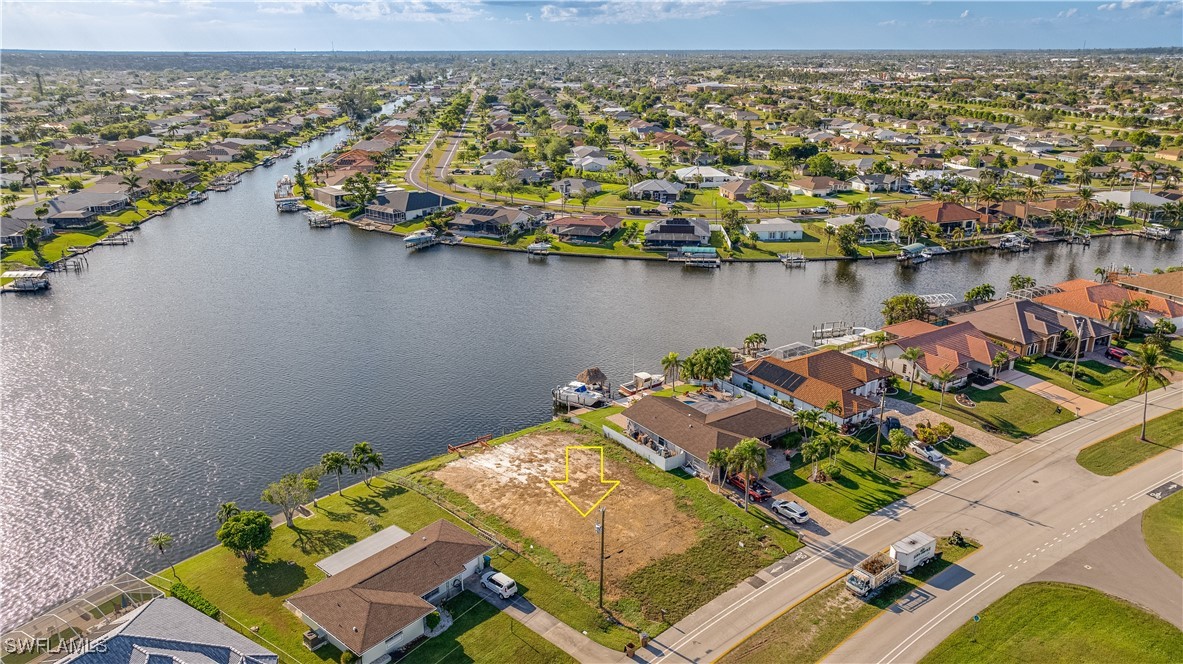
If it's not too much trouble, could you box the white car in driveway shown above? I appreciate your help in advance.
[481,571,518,599]
[909,441,946,464]
[771,499,811,524]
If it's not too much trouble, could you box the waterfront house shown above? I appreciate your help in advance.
[312,185,350,210]
[788,176,850,197]
[881,320,1015,388]
[8,191,129,229]
[1114,272,1183,305]
[1034,279,1183,330]
[0,217,53,248]
[744,218,803,241]
[546,214,622,243]
[448,205,535,238]
[619,395,794,476]
[364,191,457,225]
[629,179,685,204]
[730,349,890,428]
[642,217,711,249]
[63,596,278,664]
[1091,190,1170,217]
[950,298,1115,357]
[288,520,492,664]
[332,150,380,173]
[900,201,979,234]
[551,177,602,197]
[824,213,900,244]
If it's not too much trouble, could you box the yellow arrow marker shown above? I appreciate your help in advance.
[548,446,621,517]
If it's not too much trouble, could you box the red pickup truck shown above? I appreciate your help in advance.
[728,475,773,502]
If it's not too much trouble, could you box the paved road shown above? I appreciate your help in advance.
[630,382,1182,664]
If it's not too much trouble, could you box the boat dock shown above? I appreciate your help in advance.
[97,232,134,246]
[668,246,721,268]
[779,252,806,267]
[1,269,51,293]
[526,241,552,256]
[306,211,338,228]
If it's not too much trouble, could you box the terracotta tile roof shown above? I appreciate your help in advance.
[288,520,491,654]
[881,320,940,339]
[1116,272,1183,301]
[901,201,979,224]
[1035,281,1183,320]
[621,396,793,463]
[889,321,1012,376]
[737,349,888,417]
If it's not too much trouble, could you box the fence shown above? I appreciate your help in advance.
[600,426,685,471]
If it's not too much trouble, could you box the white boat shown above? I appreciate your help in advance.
[404,229,438,249]
[187,191,208,205]
[1142,224,1173,240]
[998,234,1031,251]
[618,372,664,396]
[779,252,806,267]
[552,381,607,407]
[526,242,551,255]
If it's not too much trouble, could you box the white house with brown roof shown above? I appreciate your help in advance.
[730,349,890,427]
[287,520,492,663]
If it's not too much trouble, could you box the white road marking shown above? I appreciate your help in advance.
[876,573,1007,664]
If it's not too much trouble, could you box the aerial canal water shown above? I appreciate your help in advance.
[1,130,1177,626]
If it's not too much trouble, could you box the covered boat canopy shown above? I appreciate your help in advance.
[576,367,609,388]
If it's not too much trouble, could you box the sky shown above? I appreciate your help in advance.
[1,0,1181,52]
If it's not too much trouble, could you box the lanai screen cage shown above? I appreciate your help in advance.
[1,573,162,664]
[1005,285,1063,300]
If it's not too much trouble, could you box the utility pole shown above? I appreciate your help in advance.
[1070,317,1084,386]
[872,387,887,471]
[596,507,606,609]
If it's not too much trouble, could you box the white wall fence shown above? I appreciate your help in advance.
[601,426,686,471]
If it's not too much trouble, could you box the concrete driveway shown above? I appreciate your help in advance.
[997,369,1109,416]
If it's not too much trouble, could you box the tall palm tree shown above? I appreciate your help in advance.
[707,448,731,488]
[933,368,957,411]
[729,438,766,512]
[1122,345,1170,441]
[901,347,925,394]
[216,501,241,524]
[661,352,682,387]
[823,400,842,427]
[20,162,41,202]
[148,532,175,573]
[321,451,349,495]
[1105,300,1141,339]
[796,409,820,443]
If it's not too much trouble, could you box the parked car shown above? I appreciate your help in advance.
[909,441,945,464]
[771,499,810,524]
[729,475,774,502]
[1105,347,1129,361]
[880,416,901,437]
[481,571,518,600]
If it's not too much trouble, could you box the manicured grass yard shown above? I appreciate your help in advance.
[1142,491,1183,577]
[771,447,944,523]
[1118,338,1183,374]
[1076,409,1183,476]
[3,223,118,266]
[401,591,575,664]
[935,437,989,465]
[920,583,1183,664]
[577,405,625,433]
[722,536,980,663]
[1017,356,1139,405]
[898,383,1075,442]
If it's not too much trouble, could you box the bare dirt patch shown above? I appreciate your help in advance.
[432,430,700,591]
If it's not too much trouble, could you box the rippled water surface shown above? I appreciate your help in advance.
[2,131,1178,626]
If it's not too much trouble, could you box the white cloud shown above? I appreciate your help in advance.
[878,18,903,26]
[1056,7,1079,17]
[959,8,970,17]
[327,0,484,22]
[538,0,726,24]
[256,1,320,14]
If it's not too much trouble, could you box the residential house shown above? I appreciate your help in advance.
[1114,272,1183,305]
[950,298,1115,357]
[673,166,736,188]
[881,320,1015,389]
[744,218,803,241]
[62,597,278,664]
[901,201,979,234]
[448,205,535,237]
[552,178,602,197]
[1094,138,1135,153]
[642,217,711,248]
[288,520,492,664]
[788,176,850,197]
[0,217,53,248]
[365,191,457,225]
[8,191,128,228]
[825,213,900,244]
[719,179,756,202]
[1034,279,1183,330]
[730,350,891,427]
[849,174,902,193]
[1154,147,1183,162]
[1092,190,1170,217]
[478,149,517,167]
[1009,163,1064,182]
[332,150,379,173]
[620,395,794,475]
[629,179,685,204]
[312,185,350,210]
[547,214,623,243]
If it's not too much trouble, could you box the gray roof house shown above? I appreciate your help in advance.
[552,178,602,196]
[8,191,129,228]
[643,217,711,248]
[824,213,900,244]
[364,191,457,224]
[60,597,277,664]
[629,179,685,204]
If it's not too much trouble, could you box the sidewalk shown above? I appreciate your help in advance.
[886,397,1013,455]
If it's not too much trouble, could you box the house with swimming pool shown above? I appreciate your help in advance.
[729,349,890,429]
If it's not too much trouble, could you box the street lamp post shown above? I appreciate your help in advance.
[595,507,606,609]
[872,386,887,471]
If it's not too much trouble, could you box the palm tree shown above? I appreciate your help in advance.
[321,451,349,495]
[822,225,836,254]
[1123,345,1170,441]
[1071,167,1092,190]
[707,448,731,488]
[661,352,682,387]
[350,441,383,488]
[934,368,957,411]
[20,162,41,202]
[867,332,890,368]
[729,438,766,512]
[1094,266,1109,282]
[796,409,820,443]
[901,347,925,394]
[823,400,842,427]
[216,501,241,524]
[1105,300,1141,339]
[148,532,175,573]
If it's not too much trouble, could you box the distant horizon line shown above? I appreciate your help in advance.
[2,47,1181,55]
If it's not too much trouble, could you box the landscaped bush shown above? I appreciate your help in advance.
[426,611,442,630]
[168,581,219,619]
[823,461,843,481]
[340,651,357,664]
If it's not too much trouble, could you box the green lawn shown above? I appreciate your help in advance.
[577,405,625,433]
[404,421,803,641]
[771,447,944,523]
[898,383,1075,442]
[1116,338,1183,374]
[1017,356,1139,405]
[722,536,980,663]
[1076,409,1183,476]
[3,223,117,266]
[1143,491,1183,577]
[401,591,575,664]
[935,437,990,465]
[920,583,1183,664]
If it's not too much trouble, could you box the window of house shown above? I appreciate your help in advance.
[424,586,441,600]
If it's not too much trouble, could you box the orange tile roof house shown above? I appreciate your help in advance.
[287,520,492,662]
[901,201,980,234]
[1114,272,1183,305]
[1034,279,1183,329]
[730,349,890,426]
[882,320,1015,389]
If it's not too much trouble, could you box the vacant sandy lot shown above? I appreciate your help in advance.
[433,430,700,591]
